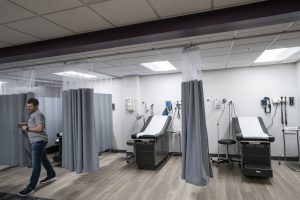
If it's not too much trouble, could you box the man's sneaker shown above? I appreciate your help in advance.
[40,176,57,184]
[17,187,35,197]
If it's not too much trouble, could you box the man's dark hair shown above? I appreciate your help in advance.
[27,98,39,106]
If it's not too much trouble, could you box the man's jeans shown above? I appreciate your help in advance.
[27,140,56,190]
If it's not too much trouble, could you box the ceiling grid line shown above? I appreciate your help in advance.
[211,0,214,10]
[144,0,161,19]
[0,15,37,26]
[86,5,116,27]
[0,39,13,46]
[265,22,295,50]
[7,0,77,34]
[1,24,42,40]
[224,31,236,69]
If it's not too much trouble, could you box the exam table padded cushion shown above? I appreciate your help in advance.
[131,116,171,139]
[233,117,275,142]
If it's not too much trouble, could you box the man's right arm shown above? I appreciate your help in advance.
[17,123,28,128]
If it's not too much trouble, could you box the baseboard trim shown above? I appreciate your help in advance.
[104,150,298,161]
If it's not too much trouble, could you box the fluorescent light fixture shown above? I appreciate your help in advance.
[255,47,300,63]
[54,71,97,78]
[0,81,7,84]
[141,61,177,71]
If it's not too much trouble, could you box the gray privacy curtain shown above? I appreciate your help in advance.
[0,93,32,167]
[181,47,212,186]
[62,88,100,173]
[37,86,63,147]
[94,93,113,152]
[181,81,213,186]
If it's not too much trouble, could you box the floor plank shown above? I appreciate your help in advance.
[1,153,300,200]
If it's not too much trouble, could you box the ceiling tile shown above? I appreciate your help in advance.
[157,47,183,54]
[279,32,300,40]
[201,55,228,64]
[234,35,276,45]
[147,0,211,18]
[202,61,225,70]
[125,51,157,59]
[6,17,72,39]
[45,7,112,33]
[231,42,269,54]
[0,0,35,23]
[236,23,289,37]
[11,0,83,14]
[89,0,158,26]
[229,52,261,61]
[92,61,113,69]
[190,33,235,44]
[120,65,144,71]
[227,60,254,68]
[199,47,230,57]
[271,38,300,49]
[150,38,190,49]
[198,41,232,49]
[96,67,123,73]
[288,25,300,31]
[0,25,38,44]
[293,21,300,26]
[105,58,139,66]
[113,44,152,54]
[214,0,265,9]
[0,41,11,48]
[161,52,181,61]
[134,69,156,76]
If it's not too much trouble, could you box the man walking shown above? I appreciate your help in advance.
[17,98,57,197]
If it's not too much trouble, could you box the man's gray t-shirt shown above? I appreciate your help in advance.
[27,110,48,143]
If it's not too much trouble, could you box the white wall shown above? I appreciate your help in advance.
[203,64,298,157]
[111,63,299,156]
[112,76,143,151]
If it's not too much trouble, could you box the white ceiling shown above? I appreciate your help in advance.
[1,21,300,81]
[0,0,300,81]
[0,0,265,46]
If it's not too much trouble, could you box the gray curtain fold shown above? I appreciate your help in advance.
[94,93,113,152]
[0,93,32,167]
[38,97,62,147]
[181,80,213,186]
[36,86,63,147]
[62,88,100,173]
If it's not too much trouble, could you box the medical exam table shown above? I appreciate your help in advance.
[131,115,171,170]
[233,117,275,177]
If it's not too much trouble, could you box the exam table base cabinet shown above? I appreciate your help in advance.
[241,142,273,177]
[135,133,169,170]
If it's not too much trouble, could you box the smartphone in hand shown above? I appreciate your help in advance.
[17,123,28,128]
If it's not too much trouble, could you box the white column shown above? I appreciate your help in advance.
[296,62,300,123]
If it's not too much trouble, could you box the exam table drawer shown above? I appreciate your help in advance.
[244,164,273,177]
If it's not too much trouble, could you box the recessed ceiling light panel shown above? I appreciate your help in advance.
[255,47,300,63]
[54,71,97,79]
[141,61,177,71]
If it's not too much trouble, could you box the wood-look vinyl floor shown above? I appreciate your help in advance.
[1,153,300,200]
